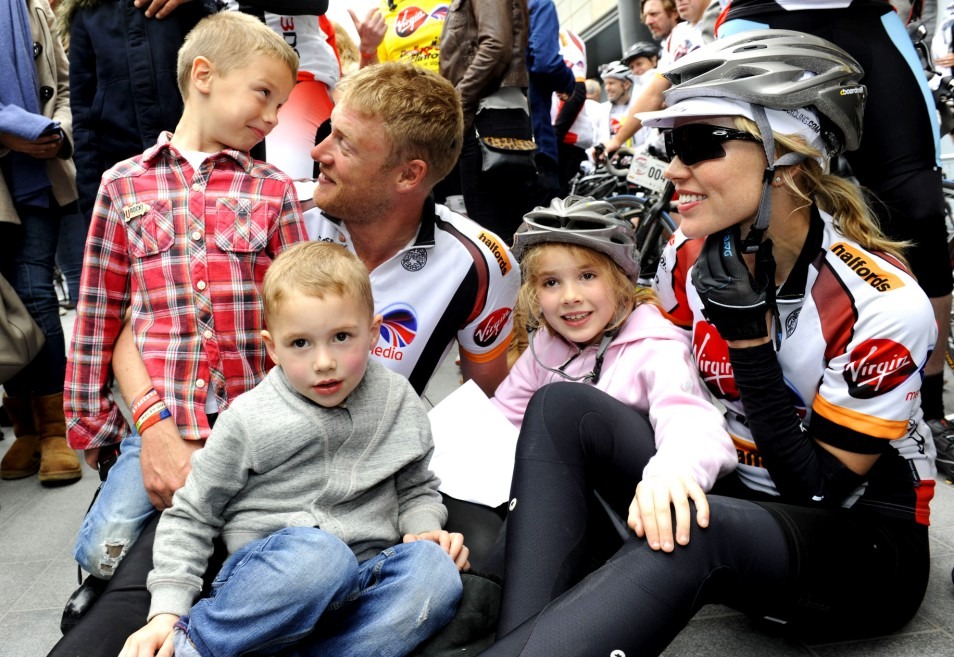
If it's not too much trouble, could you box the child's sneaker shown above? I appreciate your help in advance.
[926,416,954,480]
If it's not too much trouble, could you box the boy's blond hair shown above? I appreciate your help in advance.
[263,242,374,326]
[177,11,299,99]
[334,62,463,188]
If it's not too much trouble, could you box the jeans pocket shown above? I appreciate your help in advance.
[213,198,273,253]
[126,199,174,258]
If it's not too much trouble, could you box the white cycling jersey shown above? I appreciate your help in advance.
[304,200,520,395]
[654,209,937,525]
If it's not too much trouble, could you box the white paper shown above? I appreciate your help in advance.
[427,380,519,508]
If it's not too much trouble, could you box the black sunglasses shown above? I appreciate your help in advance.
[664,124,762,166]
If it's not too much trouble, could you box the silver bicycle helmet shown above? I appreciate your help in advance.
[600,61,633,83]
[660,29,866,153]
[622,41,660,65]
[512,196,640,280]
[641,29,866,252]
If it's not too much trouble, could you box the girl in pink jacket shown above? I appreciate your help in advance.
[489,195,735,634]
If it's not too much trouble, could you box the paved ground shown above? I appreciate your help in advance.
[1,309,953,657]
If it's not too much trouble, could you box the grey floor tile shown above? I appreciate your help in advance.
[14,557,79,612]
[662,615,814,657]
[0,561,51,611]
[0,608,66,657]
[918,554,954,636]
[810,629,954,657]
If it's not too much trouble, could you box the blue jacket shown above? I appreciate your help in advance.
[58,0,215,222]
[526,0,575,165]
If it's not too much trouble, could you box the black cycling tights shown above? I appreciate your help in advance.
[485,383,929,657]
[490,383,790,657]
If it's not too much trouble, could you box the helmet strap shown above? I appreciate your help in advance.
[741,105,808,253]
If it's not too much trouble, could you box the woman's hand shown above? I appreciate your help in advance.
[628,474,709,552]
[118,613,179,657]
[404,530,471,571]
[691,227,774,342]
[0,130,63,159]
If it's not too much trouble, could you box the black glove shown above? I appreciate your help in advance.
[691,227,775,341]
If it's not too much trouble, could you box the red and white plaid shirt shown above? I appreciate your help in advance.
[65,133,306,449]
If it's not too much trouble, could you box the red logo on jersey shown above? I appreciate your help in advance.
[395,7,428,37]
[474,308,512,347]
[692,322,738,400]
[843,338,917,399]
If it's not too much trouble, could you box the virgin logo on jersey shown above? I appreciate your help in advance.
[474,307,511,347]
[843,338,917,399]
[374,304,418,361]
[395,7,428,36]
[830,242,903,292]
[692,322,739,400]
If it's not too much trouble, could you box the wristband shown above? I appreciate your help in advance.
[132,394,162,425]
[136,405,171,434]
[130,388,160,417]
[134,399,167,431]
[360,49,376,59]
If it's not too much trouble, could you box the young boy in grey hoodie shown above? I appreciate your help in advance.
[121,242,468,657]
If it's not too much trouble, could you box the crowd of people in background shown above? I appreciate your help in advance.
[2,1,954,657]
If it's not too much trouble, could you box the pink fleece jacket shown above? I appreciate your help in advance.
[491,303,736,490]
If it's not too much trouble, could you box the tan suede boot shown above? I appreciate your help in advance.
[0,395,41,479]
[32,392,82,484]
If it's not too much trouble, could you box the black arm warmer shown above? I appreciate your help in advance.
[729,342,866,506]
[553,81,587,143]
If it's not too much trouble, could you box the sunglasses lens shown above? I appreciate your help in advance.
[666,125,727,166]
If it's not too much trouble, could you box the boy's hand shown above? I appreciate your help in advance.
[627,474,709,552]
[118,613,179,657]
[403,530,470,572]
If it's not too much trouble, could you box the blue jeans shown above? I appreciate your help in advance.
[55,209,89,305]
[1,202,68,396]
[72,432,155,578]
[173,527,462,657]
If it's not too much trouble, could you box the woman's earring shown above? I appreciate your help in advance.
[775,177,782,183]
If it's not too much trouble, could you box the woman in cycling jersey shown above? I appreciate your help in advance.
[480,30,937,657]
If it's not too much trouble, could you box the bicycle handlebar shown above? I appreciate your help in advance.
[604,147,634,179]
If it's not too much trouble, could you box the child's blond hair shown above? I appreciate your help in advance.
[177,12,299,99]
[263,243,374,326]
[517,243,656,339]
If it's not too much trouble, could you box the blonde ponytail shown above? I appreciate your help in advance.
[735,117,910,268]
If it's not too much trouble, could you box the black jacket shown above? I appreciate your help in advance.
[58,0,215,222]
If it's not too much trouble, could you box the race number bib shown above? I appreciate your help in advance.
[627,153,669,194]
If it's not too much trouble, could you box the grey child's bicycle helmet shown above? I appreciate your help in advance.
[512,195,641,280]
